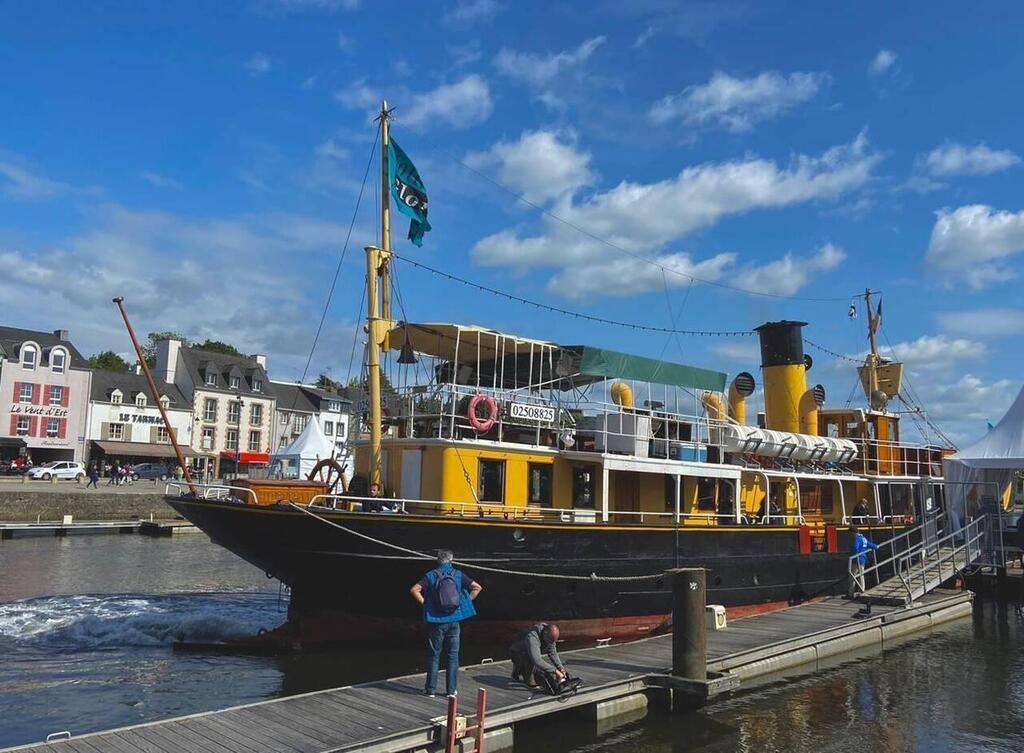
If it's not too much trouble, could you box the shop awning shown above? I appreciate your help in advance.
[93,440,200,458]
[0,437,27,448]
[219,451,270,465]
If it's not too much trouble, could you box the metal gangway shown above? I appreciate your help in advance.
[850,513,997,606]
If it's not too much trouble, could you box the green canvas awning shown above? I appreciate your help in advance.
[571,346,726,393]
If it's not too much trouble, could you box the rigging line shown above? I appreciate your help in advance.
[432,145,860,303]
[658,272,694,362]
[392,253,754,337]
[804,337,862,364]
[878,327,957,449]
[289,503,664,581]
[273,123,381,456]
[345,280,367,384]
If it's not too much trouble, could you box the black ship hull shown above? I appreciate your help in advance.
[167,496,901,646]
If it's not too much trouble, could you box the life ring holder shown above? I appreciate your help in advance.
[467,393,499,433]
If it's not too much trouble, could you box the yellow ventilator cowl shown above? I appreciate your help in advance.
[728,371,756,426]
[799,384,826,436]
[755,321,808,434]
[611,381,634,409]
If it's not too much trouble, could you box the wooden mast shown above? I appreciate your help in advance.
[365,100,393,487]
[112,296,197,496]
[863,287,880,407]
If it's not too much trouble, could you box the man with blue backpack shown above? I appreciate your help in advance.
[409,549,483,698]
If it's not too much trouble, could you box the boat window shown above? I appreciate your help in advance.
[825,420,840,438]
[664,475,677,511]
[697,478,717,511]
[528,463,552,507]
[572,466,595,509]
[478,459,505,503]
[844,420,861,438]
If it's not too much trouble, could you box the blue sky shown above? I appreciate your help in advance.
[2,0,1023,444]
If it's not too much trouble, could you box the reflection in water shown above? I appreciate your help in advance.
[519,600,1024,753]
[2,535,1023,752]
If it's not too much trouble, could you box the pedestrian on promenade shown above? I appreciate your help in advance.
[87,466,100,489]
[509,623,567,689]
[850,525,880,593]
[409,549,482,698]
[108,462,120,486]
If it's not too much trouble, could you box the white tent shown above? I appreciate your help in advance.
[943,384,1024,518]
[275,419,338,479]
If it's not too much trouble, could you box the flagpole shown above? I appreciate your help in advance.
[364,101,393,489]
[380,100,392,336]
[864,287,879,404]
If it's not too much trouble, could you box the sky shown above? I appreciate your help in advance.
[1,0,1023,445]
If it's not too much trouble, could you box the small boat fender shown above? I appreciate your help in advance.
[467,393,499,432]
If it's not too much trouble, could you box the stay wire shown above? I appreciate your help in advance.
[393,253,754,338]
[432,144,861,303]
[272,122,380,455]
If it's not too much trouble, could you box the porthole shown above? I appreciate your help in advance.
[512,528,525,542]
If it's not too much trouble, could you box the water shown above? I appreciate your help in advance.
[1,536,1023,751]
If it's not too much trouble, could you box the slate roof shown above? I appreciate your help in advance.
[89,369,189,407]
[0,326,88,368]
[179,347,272,397]
[270,382,353,414]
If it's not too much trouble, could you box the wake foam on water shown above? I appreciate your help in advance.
[0,593,283,649]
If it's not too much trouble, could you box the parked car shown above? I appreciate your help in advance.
[27,461,86,481]
[132,462,172,481]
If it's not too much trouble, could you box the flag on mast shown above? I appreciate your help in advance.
[869,298,882,337]
[387,138,432,246]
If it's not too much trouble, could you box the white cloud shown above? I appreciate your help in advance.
[445,0,502,24]
[877,335,987,369]
[937,308,1024,338]
[733,243,846,297]
[709,341,761,362]
[245,53,272,76]
[472,131,878,279]
[917,373,1017,425]
[547,250,737,300]
[335,79,380,109]
[465,130,594,204]
[401,75,493,130]
[140,171,183,190]
[0,161,71,200]
[336,32,353,52]
[649,70,828,132]
[494,36,606,88]
[926,204,1024,288]
[634,26,658,48]
[448,40,482,68]
[922,142,1019,177]
[0,204,361,377]
[868,49,897,76]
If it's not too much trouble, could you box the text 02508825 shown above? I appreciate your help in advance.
[508,402,556,424]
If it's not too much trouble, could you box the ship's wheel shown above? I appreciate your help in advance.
[308,458,347,495]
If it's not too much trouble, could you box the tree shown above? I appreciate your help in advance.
[193,339,242,357]
[143,331,189,367]
[89,351,131,372]
[316,373,344,392]
[346,373,396,396]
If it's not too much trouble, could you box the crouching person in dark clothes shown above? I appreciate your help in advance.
[509,623,566,688]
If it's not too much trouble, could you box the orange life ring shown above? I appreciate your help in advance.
[467,393,498,432]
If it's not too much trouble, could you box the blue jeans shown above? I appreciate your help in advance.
[425,621,461,695]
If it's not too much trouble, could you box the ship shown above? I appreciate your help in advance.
[147,102,953,647]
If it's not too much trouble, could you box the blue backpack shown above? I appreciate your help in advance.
[434,569,462,614]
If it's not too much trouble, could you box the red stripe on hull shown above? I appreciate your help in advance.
[237,600,804,651]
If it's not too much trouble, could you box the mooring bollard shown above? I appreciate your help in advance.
[670,567,707,681]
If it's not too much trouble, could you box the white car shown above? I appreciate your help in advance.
[27,461,86,481]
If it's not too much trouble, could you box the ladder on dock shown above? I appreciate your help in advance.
[851,515,988,606]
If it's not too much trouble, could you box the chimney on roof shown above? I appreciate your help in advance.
[54,329,69,341]
[156,337,183,385]
[134,361,142,375]
[252,354,267,368]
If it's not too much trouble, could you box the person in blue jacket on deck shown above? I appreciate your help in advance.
[409,549,483,698]
[850,525,880,593]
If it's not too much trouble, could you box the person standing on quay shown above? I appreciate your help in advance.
[409,549,482,698]
[86,465,100,489]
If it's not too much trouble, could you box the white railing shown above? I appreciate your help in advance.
[164,481,260,506]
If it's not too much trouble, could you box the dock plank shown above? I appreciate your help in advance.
[3,591,972,753]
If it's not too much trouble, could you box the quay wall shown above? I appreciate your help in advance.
[0,490,176,522]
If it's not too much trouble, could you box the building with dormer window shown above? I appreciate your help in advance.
[155,338,276,478]
[0,326,92,463]
[84,370,196,469]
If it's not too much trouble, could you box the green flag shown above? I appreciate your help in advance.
[387,138,431,247]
